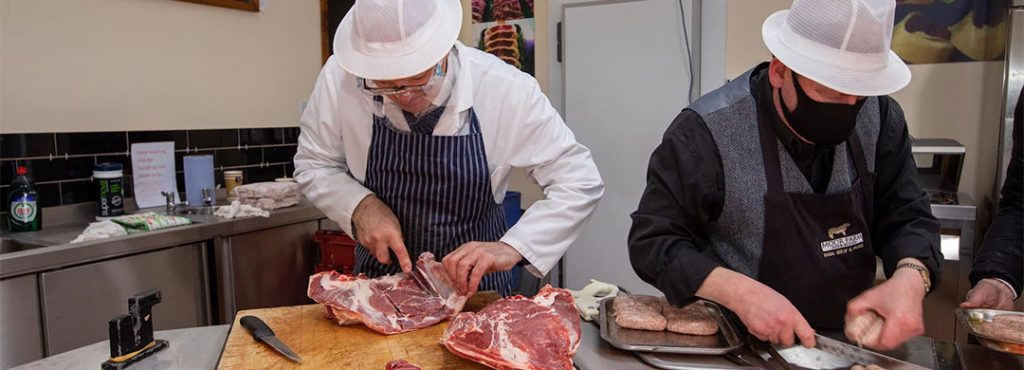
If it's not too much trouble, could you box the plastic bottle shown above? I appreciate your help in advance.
[8,166,42,232]
[94,162,125,219]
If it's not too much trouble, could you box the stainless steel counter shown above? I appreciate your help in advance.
[0,201,324,279]
[11,325,230,370]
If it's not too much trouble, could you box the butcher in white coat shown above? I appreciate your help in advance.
[293,0,604,297]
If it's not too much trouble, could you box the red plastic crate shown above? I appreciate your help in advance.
[313,230,357,275]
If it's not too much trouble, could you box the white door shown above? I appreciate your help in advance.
[559,0,699,293]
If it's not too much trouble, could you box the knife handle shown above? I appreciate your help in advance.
[240,316,275,340]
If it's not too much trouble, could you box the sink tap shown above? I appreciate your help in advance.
[160,191,188,214]
[201,188,215,208]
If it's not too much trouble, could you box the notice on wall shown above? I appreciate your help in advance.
[131,142,178,209]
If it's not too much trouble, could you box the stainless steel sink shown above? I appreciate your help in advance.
[173,207,215,216]
[0,237,48,254]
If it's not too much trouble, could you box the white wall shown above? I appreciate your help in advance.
[725,0,1004,205]
[0,0,321,133]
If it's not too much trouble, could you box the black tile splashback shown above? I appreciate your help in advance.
[240,128,285,146]
[264,145,298,164]
[129,130,188,150]
[216,148,262,168]
[56,132,128,155]
[188,129,239,149]
[1,133,56,158]
[0,126,300,211]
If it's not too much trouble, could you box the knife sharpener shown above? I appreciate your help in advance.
[101,289,169,370]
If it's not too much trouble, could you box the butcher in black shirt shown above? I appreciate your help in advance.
[962,87,1023,310]
[629,0,940,351]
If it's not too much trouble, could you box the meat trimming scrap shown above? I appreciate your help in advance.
[441,285,581,370]
[307,252,467,335]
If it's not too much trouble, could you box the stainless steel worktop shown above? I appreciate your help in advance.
[0,200,325,279]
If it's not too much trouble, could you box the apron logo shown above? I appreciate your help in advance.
[827,223,851,239]
[820,222,864,258]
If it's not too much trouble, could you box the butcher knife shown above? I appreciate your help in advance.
[813,334,928,370]
[240,316,302,363]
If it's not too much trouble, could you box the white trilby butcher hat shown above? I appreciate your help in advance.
[762,0,911,96]
[334,0,462,80]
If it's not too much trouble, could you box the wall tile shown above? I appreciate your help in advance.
[247,164,286,183]
[215,148,262,168]
[36,183,62,207]
[285,163,295,179]
[282,127,300,144]
[240,128,284,146]
[1,133,56,159]
[56,132,128,155]
[263,145,297,164]
[1,160,16,186]
[22,157,95,182]
[129,130,187,150]
[60,180,98,205]
[188,129,238,149]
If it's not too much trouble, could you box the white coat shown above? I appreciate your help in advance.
[294,41,604,277]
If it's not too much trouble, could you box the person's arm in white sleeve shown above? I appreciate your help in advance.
[499,77,605,277]
[293,71,373,237]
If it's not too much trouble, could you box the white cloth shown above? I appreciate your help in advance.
[215,200,270,219]
[570,280,620,321]
[294,41,604,277]
[71,220,128,243]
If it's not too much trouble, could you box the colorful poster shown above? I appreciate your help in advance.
[471,0,536,76]
[893,0,1010,64]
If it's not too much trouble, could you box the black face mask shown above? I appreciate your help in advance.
[778,72,866,146]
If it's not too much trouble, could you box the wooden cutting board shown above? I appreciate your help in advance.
[217,293,501,370]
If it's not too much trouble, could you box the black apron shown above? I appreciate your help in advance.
[755,108,877,330]
[353,101,516,296]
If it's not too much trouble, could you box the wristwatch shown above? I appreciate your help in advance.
[896,263,931,293]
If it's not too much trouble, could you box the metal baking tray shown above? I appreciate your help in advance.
[956,308,1024,355]
[598,297,744,355]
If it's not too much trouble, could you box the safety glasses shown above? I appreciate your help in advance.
[357,63,444,97]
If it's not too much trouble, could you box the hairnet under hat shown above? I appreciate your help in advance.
[334,0,462,80]
[762,0,911,96]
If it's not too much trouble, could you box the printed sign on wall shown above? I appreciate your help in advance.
[471,0,536,76]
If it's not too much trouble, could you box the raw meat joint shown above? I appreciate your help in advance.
[307,252,468,335]
[385,359,422,370]
[441,285,581,370]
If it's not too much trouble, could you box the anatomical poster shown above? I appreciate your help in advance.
[893,0,1010,64]
[471,0,536,76]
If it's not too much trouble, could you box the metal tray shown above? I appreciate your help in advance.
[955,308,1024,355]
[598,297,744,355]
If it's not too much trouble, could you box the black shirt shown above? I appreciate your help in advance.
[628,65,942,306]
[970,88,1024,297]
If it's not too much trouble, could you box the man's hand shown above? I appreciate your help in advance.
[845,267,926,350]
[351,194,411,272]
[442,241,523,297]
[961,279,1016,310]
[697,268,816,348]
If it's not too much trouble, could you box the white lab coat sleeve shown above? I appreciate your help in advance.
[498,77,605,277]
[293,73,373,238]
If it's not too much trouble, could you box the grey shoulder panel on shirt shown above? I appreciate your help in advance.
[687,67,755,117]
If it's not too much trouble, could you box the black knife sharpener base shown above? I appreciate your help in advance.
[101,289,168,369]
[100,340,168,370]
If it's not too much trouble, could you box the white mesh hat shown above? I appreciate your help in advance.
[334,0,462,80]
[762,0,911,96]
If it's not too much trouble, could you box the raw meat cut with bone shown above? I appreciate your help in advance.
[307,252,467,334]
[441,285,581,370]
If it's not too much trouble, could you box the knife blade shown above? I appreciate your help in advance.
[813,334,928,370]
[240,315,301,363]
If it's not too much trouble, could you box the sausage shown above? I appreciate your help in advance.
[846,310,884,347]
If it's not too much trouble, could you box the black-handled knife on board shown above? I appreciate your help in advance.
[240,315,302,363]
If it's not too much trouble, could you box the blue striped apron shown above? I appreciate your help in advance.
[354,102,516,296]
